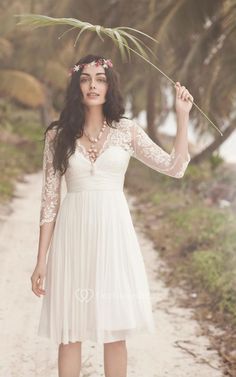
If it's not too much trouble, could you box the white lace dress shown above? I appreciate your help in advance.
[37,117,191,345]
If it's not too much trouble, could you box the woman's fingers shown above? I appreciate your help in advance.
[175,82,194,102]
[32,281,40,297]
[182,90,189,100]
[179,86,186,98]
[31,275,38,297]
[38,276,46,295]
[175,82,184,97]
[31,274,45,297]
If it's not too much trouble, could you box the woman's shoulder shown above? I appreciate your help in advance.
[44,123,60,141]
[116,116,136,129]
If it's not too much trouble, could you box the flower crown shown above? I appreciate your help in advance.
[69,58,113,76]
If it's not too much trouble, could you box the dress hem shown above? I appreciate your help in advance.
[37,325,157,346]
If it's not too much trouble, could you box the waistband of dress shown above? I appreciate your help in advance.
[67,188,123,193]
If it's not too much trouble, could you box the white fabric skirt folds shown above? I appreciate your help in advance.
[38,190,156,345]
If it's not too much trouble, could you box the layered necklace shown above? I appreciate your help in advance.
[83,118,108,174]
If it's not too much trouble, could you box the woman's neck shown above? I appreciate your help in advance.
[84,107,105,132]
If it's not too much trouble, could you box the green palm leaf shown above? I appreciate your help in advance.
[14,13,223,136]
[113,30,129,61]
[74,24,95,47]
[116,26,160,45]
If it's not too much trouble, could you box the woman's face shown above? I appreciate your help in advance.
[79,64,108,107]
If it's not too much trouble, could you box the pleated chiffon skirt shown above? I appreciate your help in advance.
[37,190,156,345]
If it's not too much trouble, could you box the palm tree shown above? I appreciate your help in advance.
[146,0,235,162]
[2,0,236,163]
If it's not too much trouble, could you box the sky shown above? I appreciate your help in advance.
[128,90,236,164]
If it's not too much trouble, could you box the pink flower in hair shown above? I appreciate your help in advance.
[69,58,113,75]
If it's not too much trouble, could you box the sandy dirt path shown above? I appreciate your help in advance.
[0,171,224,377]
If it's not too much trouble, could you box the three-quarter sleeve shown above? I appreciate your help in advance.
[131,121,191,178]
[39,128,62,226]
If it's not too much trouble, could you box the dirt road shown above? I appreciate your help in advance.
[0,172,224,376]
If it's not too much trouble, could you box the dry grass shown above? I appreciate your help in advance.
[125,153,236,375]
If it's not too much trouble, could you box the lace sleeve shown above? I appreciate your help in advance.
[39,128,62,226]
[131,121,191,178]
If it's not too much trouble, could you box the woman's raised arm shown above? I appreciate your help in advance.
[130,118,191,178]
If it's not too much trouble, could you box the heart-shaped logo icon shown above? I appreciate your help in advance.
[75,288,94,303]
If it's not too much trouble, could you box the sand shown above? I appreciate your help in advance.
[0,172,224,376]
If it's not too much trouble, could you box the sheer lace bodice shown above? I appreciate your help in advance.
[39,118,191,226]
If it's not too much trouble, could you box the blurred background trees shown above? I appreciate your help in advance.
[0,0,235,163]
[1,2,236,370]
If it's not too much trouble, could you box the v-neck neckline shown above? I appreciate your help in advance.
[75,121,115,164]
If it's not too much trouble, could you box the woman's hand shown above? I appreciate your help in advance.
[175,82,194,115]
[31,262,47,297]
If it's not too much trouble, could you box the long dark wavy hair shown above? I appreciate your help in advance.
[44,54,126,175]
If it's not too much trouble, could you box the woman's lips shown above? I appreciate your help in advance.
[87,93,99,97]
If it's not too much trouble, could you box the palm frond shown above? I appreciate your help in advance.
[112,30,129,61]
[118,30,149,60]
[95,25,105,43]
[74,24,95,47]
[14,13,223,136]
[116,26,160,45]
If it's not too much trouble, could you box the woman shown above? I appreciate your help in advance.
[31,54,193,377]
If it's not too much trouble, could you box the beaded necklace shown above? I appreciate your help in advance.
[83,119,108,174]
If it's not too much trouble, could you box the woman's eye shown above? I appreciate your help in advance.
[80,78,107,83]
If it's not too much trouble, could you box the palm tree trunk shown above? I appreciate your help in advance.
[191,123,236,164]
[146,73,165,148]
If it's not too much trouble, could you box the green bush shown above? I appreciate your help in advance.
[0,100,43,203]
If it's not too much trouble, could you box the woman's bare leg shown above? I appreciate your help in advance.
[104,340,127,377]
[58,341,82,377]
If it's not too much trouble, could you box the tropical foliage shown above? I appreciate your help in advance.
[0,0,236,162]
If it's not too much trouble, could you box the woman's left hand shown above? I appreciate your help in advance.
[175,82,194,115]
